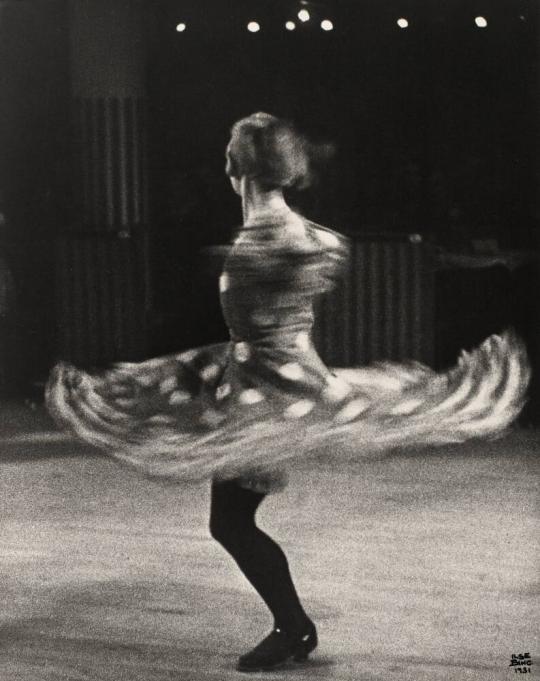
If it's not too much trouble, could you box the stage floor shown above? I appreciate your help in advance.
[1,430,538,680]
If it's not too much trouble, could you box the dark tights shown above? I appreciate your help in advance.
[209,480,309,632]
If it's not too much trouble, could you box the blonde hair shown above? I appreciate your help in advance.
[226,112,312,190]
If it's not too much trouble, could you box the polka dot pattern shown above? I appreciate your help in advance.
[295,332,311,352]
[278,362,304,381]
[200,408,225,427]
[216,383,232,401]
[335,398,369,423]
[177,349,198,363]
[200,364,221,382]
[53,217,474,497]
[136,374,155,388]
[149,414,174,425]
[391,398,423,415]
[323,374,352,403]
[234,342,251,363]
[317,230,341,248]
[159,376,177,394]
[219,272,230,293]
[169,390,191,405]
[239,389,265,405]
[109,384,132,397]
[284,400,315,418]
[115,397,136,409]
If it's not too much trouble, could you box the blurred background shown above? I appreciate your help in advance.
[0,0,538,420]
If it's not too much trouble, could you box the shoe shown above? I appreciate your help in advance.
[236,620,318,673]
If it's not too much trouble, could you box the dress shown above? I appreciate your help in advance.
[46,209,530,492]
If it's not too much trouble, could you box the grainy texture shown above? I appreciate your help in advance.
[0,430,538,680]
[46,216,529,487]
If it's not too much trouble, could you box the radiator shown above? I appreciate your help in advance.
[54,95,150,366]
[313,234,435,367]
[55,231,149,366]
[73,97,148,230]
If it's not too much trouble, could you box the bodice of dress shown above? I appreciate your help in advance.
[219,212,349,350]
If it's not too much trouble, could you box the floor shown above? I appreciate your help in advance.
[0,427,538,680]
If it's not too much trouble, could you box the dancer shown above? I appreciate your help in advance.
[47,113,529,673]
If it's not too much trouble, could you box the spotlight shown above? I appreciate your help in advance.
[298,9,310,22]
[175,22,186,32]
[397,18,409,28]
[285,21,296,31]
[247,21,261,33]
[475,16,487,28]
[321,19,334,31]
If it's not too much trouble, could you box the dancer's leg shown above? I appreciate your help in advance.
[209,479,309,631]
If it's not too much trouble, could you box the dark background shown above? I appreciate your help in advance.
[0,0,538,409]
[149,0,538,242]
[0,0,69,390]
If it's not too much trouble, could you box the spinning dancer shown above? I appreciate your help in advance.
[47,113,529,673]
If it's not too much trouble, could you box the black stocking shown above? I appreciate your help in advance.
[209,479,309,632]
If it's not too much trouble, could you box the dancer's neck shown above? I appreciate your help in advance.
[241,179,291,224]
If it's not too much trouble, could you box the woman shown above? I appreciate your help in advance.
[47,113,529,673]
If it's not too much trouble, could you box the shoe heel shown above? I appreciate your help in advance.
[292,630,317,663]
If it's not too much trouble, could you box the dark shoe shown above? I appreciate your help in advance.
[236,621,318,673]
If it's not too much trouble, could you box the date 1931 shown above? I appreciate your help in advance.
[510,653,532,673]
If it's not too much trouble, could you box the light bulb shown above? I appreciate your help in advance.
[176,23,186,32]
[247,21,261,33]
[397,18,409,29]
[475,16,488,28]
[321,19,334,31]
[285,21,296,31]
[298,9,310,22]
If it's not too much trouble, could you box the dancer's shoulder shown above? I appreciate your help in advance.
[302,218,350,253]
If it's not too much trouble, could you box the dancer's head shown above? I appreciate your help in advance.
[225,113,311,194]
